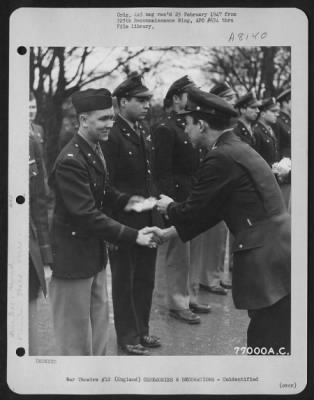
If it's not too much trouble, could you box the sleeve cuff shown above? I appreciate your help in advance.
[40,245,53,265]
[118,225,138,244]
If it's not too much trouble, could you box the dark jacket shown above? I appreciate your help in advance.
[253,120,280,166]
[167,132,290,311]
[29,134,53,297]
[233,119,258,150]
[49,134,138,279]
[102,115,161,229]
[275,111,291,158]
[153,111,201,201]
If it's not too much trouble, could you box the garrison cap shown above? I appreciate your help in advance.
[276,88,291,103]
[113,72,152,99]
[234,92,261,109]
[183,86,238,118]
[259,97,279,112]
[72,88,112,113]
[165,75,196,100]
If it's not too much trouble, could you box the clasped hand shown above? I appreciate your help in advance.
[136,226,177,248]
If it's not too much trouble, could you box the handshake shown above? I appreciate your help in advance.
[136,226,177,248]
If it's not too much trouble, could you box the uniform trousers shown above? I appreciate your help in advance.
[247,295,291,354]
[49,268,109,356]
[109,245,157,346]
[163,234,202,310]
[199,223,229,289]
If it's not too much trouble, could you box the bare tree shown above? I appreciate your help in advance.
[30,47,149,170]
[202,46,291,98]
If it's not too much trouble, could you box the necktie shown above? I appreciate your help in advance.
[95,142,109,184]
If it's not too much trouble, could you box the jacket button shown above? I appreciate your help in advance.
[239,244,243,249]
[148,169,151,174]
[184,140,188,144]
[72,232,76,236]
[129,151,132,155]
[88,153,91,157]
[175,184,179,188]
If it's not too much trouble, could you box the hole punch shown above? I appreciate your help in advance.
[17,46,27,55]
[16,195,25,204]
[16,347,25,357]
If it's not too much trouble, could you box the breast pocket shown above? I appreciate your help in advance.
[123,143,142,172]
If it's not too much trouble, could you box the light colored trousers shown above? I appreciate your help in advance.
[49,268,109,356]
[161,234,202,310]
[199,222,229,288]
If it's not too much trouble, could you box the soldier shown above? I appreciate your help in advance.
[233,92,261,150]
[49,88,156,356]
[102,73,161,355]
[209,82,237,106]
[276,88,291,159]
[153,75,211,325]
[253,97,280,166]
[153,87,291,353]
[196,82,239,296]
[29,91,46,161]
[29,125,53,355]
[275,88,291,209]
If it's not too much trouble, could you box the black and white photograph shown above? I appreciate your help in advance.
[7,7,308,396]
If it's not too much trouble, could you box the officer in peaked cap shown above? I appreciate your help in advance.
[253,97,280,166]
[276,88,291,104]
[48,88,155,356]
[275,88,291,209]
[198,82,238,297]
[163,75,196,107]
[113,71,153,99]
[209,82,237,106]
[276,88,291,159]
[153,76,212,326]
[102,74,161,355]
[233,92,261,149]
[153,86,291,353]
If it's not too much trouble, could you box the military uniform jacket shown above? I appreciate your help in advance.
[253,120,279,166]
[49,134,138,279]
[153,111,201,201]
[167,131,290,310]
[275,111,291,158]
[233,119,258,150]
[102,115,160,229]
[29,134,53,296]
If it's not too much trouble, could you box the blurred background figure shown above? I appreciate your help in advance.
[209,82,237,106]
[29,91,46,160]
[154,76,211,325]
[233,92,261,150]
[275,88,291,210]
[253,97,280,166]
[29,94,53,354]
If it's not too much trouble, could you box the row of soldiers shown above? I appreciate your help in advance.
[28,73,291,356]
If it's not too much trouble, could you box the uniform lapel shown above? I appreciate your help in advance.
[74,134,105,174]
[116,115,140,146]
